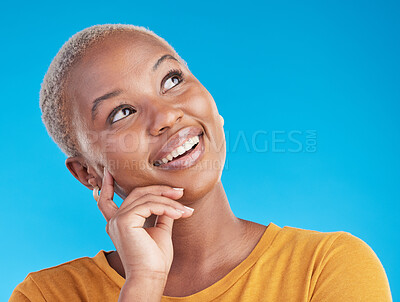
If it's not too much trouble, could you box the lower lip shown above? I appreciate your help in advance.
[155,134,205,170]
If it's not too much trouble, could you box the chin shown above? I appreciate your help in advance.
[176,159,226,202]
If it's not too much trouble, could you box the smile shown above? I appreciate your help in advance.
[152,126,205,170]
[154,135,200,166]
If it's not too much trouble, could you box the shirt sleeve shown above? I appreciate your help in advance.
[9,275,46,302]
[310,232,392,302]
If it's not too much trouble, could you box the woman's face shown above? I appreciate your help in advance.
[65,32,226,201]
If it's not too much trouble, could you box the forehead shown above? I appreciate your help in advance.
[65,32,173,110]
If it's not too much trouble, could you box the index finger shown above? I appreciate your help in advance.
[97,167,119,222]
[123,184,184,201]
[118,185,184,211]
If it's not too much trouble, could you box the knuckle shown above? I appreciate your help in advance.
[139,200,154,208]
[112,213,129,228]
[141,193,156,199]
[137,201,160,213]
[140,197,178,210]
[160,196,181,207]
[134,195,158,205]
[97,197,107,209]
[108,216,118,229]
[141,194,167,203]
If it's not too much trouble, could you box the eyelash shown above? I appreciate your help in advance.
[161,68,185,94]
[108,68,185,124]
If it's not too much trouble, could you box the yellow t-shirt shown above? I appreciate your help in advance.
[10,222,392,301]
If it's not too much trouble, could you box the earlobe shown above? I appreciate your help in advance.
[65,156,99,190]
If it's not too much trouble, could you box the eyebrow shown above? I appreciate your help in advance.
[91,90,123,121]
[91,54,179,121]
[152,54,179,72]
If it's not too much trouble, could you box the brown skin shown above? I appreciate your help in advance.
[64,32,267,297]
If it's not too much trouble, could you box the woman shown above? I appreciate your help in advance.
[10,24,392,301]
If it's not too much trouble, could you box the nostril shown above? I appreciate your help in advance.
[159,127,167,133]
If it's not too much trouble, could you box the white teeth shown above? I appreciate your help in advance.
[155,135,201,166]
[177,146,186,155]
[183,141,192,151]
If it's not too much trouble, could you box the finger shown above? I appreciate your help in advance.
[112,202,185,229]
[97,167,119,222]
[119,187,184,211]
[121,185,185,209]
[117,194,190,217]
[154,214,175,235]
[160,189,184,200]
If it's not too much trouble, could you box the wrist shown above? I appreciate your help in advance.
[125,270,168,283]
[118,275,167,302]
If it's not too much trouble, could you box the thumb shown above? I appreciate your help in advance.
[154,214,175,235]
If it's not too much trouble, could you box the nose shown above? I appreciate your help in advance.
[148,100,184,136]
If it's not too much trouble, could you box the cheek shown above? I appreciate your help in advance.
[99,131,148,158]
[187,88,226,170]
[114,132,141,153]
[102,133,152,190]
[189,95,210,117]
[186,86,219,122]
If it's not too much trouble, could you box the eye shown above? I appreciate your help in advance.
[162,69,184,93]
[110,105,136,124]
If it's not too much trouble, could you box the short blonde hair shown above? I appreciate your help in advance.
[39,24,188,157]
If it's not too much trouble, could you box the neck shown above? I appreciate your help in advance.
[107,180,257,279]
[169,181,246,269]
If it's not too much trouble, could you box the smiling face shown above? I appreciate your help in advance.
[64,31,226,200]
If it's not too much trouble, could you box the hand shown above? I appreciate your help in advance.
[97,167,194,281]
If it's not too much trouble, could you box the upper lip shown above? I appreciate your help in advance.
[151,126,203,165]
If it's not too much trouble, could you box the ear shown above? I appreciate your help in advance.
[65,156,102,190]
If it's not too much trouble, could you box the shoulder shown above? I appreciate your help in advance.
[281,226,386,273]
[9,253,103,301]
[26,254,97,283]
[274,224,385,262]
[275,225,392,301]
[270,224,350,259]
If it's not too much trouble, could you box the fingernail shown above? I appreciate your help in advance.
[172,187,184,191]
[183,206,194,212]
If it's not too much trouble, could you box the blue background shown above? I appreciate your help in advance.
[1,0,398,300]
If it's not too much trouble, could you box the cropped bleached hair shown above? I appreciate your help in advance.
[39,24,188,158]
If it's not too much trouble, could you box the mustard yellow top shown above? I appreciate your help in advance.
[10,222,392,301]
